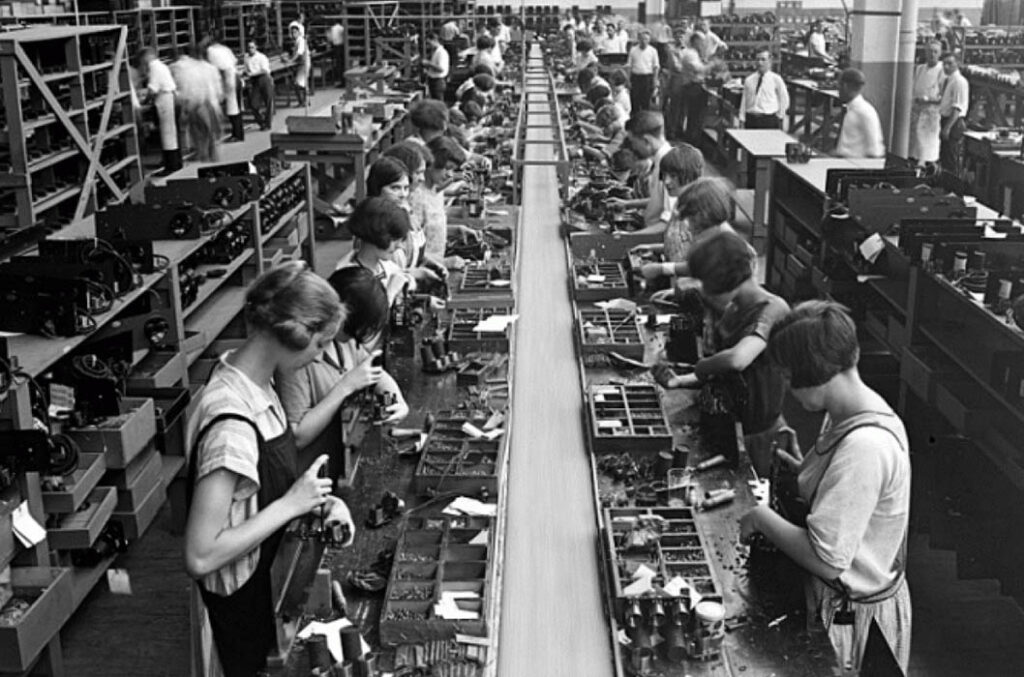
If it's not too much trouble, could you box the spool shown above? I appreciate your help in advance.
[663,622,688,664]
[672,444,690,467]
[630,647,654,673]
[654,449,674,479]
[306,634,333,671]
[339,626,363,661]
[968,249,986,272]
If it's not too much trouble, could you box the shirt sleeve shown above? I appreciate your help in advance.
[806,428,895,571]
[776,75,790,116]
[196,419,261,501]
[275,366,316,427]
[953,78,969,115]
[750,297,789,342]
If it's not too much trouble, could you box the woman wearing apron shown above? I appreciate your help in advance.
[185,262,356,677]
[740,301,912,674]
[910,40,945,164]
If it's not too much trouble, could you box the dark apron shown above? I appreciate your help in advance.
[188,413,298,677]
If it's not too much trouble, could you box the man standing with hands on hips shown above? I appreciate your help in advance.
[739,50,789,130]
[938,53,969,174]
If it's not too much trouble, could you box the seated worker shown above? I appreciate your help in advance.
[573,38,599,72]
[335,197,412,305]
[458,73,496,108]
[606,111,674,235]
[185,262,356,677]
[741,300,911,674]
[471,34,503,74]
[654,230,789,475]
[608,68,632,117]
[575,67,610,105]
[609,144,652,199]
[276,266,409,471]
[408,99,449,148]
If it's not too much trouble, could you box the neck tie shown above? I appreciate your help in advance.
[755,72,764,95]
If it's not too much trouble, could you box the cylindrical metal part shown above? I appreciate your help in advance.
[654,449,674,479]
[306,634,333,671]
[701,489,737,510]
[696,454,727,471]
[663,622,689,664]
[672,445,690,467]
[630,647,654,673]
[339,626,363,661]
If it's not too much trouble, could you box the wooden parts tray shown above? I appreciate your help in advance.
[602,507,722,619]
[443,303,514,354]
[453,261,514,303]
[573,259,630,302]
[413,411,504,497]
[380,516,493,646]
[66,397,157,469]
[576,307,644,359]
[589,385,672,454]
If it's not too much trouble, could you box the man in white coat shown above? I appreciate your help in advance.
[910,41,945,164]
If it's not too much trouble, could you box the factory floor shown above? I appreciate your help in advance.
[55,99,1024,676]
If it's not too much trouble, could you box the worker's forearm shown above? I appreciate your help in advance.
[293,382,355,449]
[753,508,844,581]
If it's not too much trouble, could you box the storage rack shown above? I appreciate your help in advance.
[412,411,504,496]
[219,1,275,55]
[707,15,779,77]
[0,161,315,676]
[112,7,198,62]
[0,25,142,234]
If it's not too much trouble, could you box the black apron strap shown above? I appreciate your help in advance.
[186,413,262,510]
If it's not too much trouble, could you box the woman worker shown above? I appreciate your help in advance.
[654,230,789,474]
[335,196,413,306]
[184,262,356,677]
[285,21,311,107]
[276,267,409,471]
[740,300,911,674]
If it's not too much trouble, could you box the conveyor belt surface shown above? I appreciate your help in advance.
[498,48,614,677]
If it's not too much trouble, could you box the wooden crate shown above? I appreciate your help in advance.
[0,567,73,673]
[45,486,116,551]
[111,477,166,541]
[67,397,157,469]
[443,303,514,353]
[41,452,106,514]
[113,446,163,512]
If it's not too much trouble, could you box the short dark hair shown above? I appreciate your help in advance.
[610,146,639,172]
[768,300,860,388]
[365,156,409,198]
[577,67,596,89]
[659,143,704,186]
[476,34,494,50]
[427,135,467,169]
[409,100,449,134]
[587,85,611,106]
[327,267,389,345]
[473,63,495,77]
[608,68,628,88]
[577,38,593,53]
[839,68,866,89]
[687,230,754,296]
[383,141,430,175]
[347,196,410,249]
[627,110,664,139]
[460,99,483,122]
[472,73,496,92]
[675,177,733,233]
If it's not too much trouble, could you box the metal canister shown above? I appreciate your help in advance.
[306,634,333,671]
[688,600,726,660]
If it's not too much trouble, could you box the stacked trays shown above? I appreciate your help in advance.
[380,515,493,646]
[444,303,515,353]
[588,384,673,455]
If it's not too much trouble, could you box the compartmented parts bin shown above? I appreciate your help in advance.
[443,303,514,353]
[572,259,630,301]
[454,261,514,300]
[577,306,644,359]
[589,384,672,454]
[0,566,73,673]
[602,507,722,621]
[380,515,493,646]
[413,411,504,496]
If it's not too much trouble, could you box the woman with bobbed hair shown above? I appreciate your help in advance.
[741,300,911,674]
[335,196,413,304]
[185,261,355,677]
[276,266,409,471]
[365,156,410,207]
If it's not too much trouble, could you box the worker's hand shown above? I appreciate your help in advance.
[607,197,627,211]
[410,266,442,284]
[282,455,334,518]
[457,225,482,243]
[739,506,766,545]
[650,288,678,306]
[323,496,356,545]
[774,426,803,472]
[641,261,669,281]
[652,362,682,389]
[375,389,409,425]
[342,351,384,393]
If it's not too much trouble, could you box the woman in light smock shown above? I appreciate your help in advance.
[740,301,912,674]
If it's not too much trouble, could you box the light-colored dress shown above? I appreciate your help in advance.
[910,63,944,163]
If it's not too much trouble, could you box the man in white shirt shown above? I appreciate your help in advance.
[424,32,449,101]
[493,16,511,53]
[834,68,885,159]
[328,21,345,87]
[137,47,181,175]
[697,19,727,60]
[205,38,243,142]
[910,40,945,163]
[739,50,789,129]
[604,22,627,54]
[938,53,970,174]
[243,41,274,130]
[628,30,659,113]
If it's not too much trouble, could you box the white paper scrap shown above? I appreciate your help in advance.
[469,529,489,545]
[442,496,498,517]
[595,298,638,313]
[461,422,486,439]
[858,233,885,264]
[296,618,371,662]
[622,576,655,596]
[663,576,690,597]
[12,501,46,548]
[632,564,657,581]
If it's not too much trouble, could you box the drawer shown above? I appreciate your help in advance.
[900,348,935,403]
[46,486,117,551]
[111,479,167,541]
[67,397,157,469]
[126,349,187,390]
[114,447,163,512]
[41,453,107,515]
[0,567,73,673]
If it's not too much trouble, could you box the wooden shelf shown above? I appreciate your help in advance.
[182,248,256,318]
[184,285,248,342]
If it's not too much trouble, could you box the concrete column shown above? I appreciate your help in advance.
[849,0,902,155]
[892,0,919,158]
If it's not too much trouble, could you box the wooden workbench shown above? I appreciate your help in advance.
[724,128,809,239]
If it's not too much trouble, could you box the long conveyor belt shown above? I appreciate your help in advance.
[498,46,614,676]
